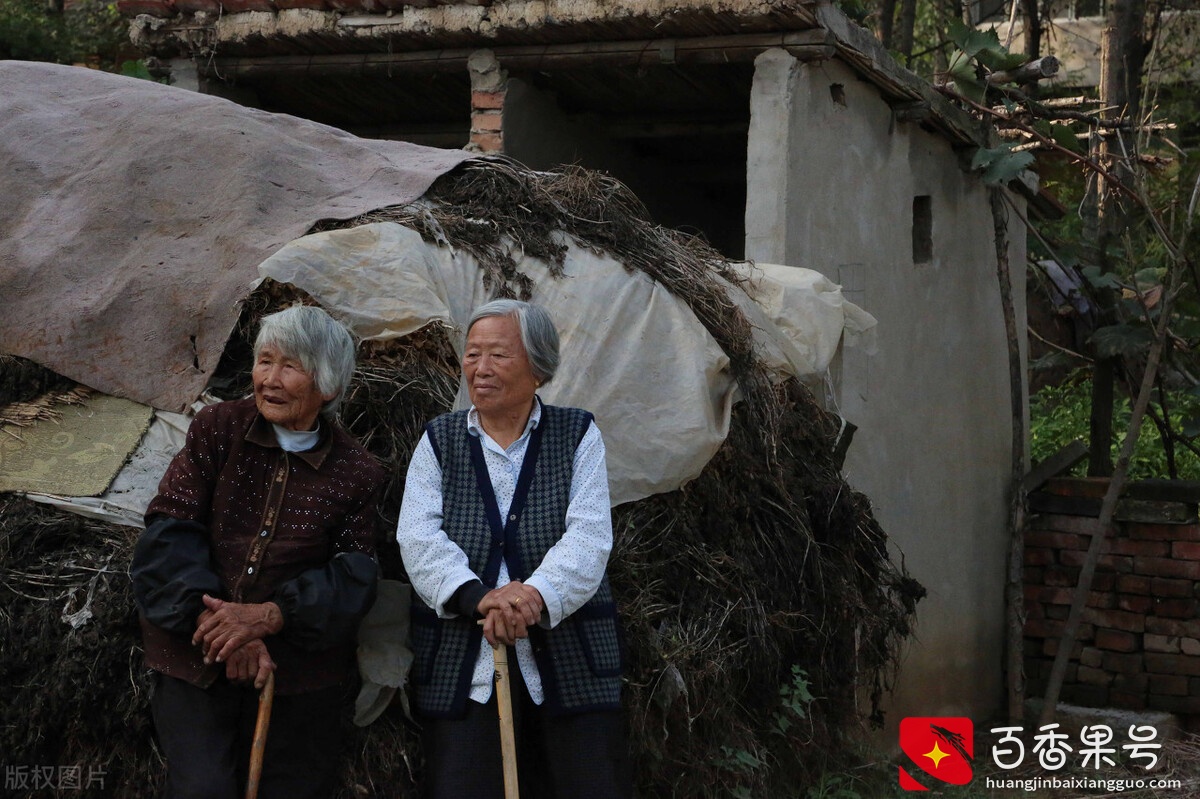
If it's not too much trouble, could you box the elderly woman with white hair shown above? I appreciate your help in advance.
[398,299,630,799]
[132,304,386,799]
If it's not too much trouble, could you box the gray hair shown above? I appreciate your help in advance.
[467,299,559,385]
[254,305,357,418]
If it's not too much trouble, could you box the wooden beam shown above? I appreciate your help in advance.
[1022,440,1088,494]
[206,30,836,78]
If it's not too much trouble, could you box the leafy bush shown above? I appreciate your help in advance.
[1030,372,1200,479]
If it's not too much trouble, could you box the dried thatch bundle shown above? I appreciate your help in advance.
[0,158,922,798]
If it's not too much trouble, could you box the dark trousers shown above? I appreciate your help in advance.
[150,672,344,799]
[420,650,632,799]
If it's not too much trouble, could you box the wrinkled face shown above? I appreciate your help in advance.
[463,315,540,418]
[252,343,332,432]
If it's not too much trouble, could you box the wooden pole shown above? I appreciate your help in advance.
[492,645,520,799]
[245,671,275,799]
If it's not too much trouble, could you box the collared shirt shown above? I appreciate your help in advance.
[397,400,612,704]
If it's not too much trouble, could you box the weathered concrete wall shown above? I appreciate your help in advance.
[746,49,1027,732]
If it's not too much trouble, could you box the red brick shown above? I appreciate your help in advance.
[1118,575,1152,595]
[1108,538,1170,557]
[1172,541,1200,560]
[1134,556,1197,578]
[468,131,503,153]
[1101,651,1143,675]
[1024,657,1050,681]
[1026,601,1046,620]
[1037,513,1109,535]
[1095,629,1139,652]
[1110,690,1147,710]
[1062,683,1107,706]
[1044,566,1081,587]
[1146,618,1200,637]
[115,0,175,14]
[175,0,220,11]
[1151,577,1191,598]
[1149,695,1200,713]
[1043,477,1110,498]
[1027,530,1091,550]
[1084,608,1145,633]
[1092,572,1116,591]
[1087,591,1116,609]
[1113,672,1149,692]
[1025,547,1055,566]
[1024,566,1045,585]
[1099,554,1135,573]
[1152,598,1198,619]
[1118,594,1153,613]
[1034,586,1078,605]
[1025,618,1066,639]
[1183,638,1200,656]
[1045,605,1069,620]
[1145,653,1200,677]
[471,110,503,132]
[1147,674,1190,696]
[1043,638,1082,658]
[1080,647,1104,667]
[1145,633,1181,653]
[1077,664,1114,686]
[471,90,506,110]
[219,0,274,10]
[1128,522,1200,541]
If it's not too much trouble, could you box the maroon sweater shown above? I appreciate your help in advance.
[136,398,386,695]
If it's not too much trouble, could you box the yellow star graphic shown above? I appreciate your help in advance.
[923,741,951,769]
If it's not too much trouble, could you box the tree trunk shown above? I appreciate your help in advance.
[1088,0,1147,479]
[896,0,917,62]
[991,189,1028,724]
[880,0,897,49]
[1020,0,1041,60]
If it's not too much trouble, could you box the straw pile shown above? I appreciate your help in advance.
[0,158,922,798]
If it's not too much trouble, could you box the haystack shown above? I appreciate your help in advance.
[0,64,921,799]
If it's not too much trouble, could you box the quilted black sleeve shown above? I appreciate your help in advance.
[130,515,222,636]
[272,551,379,651]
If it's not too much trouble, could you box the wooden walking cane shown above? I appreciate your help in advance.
[491,643,520,799]
[478,614,520,798]
[244,671,276,799]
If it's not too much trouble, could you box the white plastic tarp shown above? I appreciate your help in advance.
[255,221,877,506]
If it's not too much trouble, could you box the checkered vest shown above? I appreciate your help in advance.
[409,402,623,718]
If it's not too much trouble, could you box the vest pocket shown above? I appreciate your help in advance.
[573,607,622,677]
[409,605,441,685]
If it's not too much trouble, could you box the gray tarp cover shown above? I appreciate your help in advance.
[0,61,470,412]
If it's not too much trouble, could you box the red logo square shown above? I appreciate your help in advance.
[898,717,974,790]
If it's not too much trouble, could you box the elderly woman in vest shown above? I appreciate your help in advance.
[398,299,630,798]
[131,305,385,799]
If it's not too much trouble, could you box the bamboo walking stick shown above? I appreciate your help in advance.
[244,671,276,799]
[491,643,520,799]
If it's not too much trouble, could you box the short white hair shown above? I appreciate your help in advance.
[254,305,356,418]
[467,299,559,385]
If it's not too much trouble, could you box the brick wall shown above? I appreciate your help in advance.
[1024,478,1200,716]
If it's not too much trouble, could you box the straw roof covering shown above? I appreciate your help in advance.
[0,158,922,798]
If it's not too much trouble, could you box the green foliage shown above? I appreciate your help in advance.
[1030,373,1200,479]
[772,665,814,736]
[805,773,866,799]
[0,0,129,69]
[971,144,1036,185]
